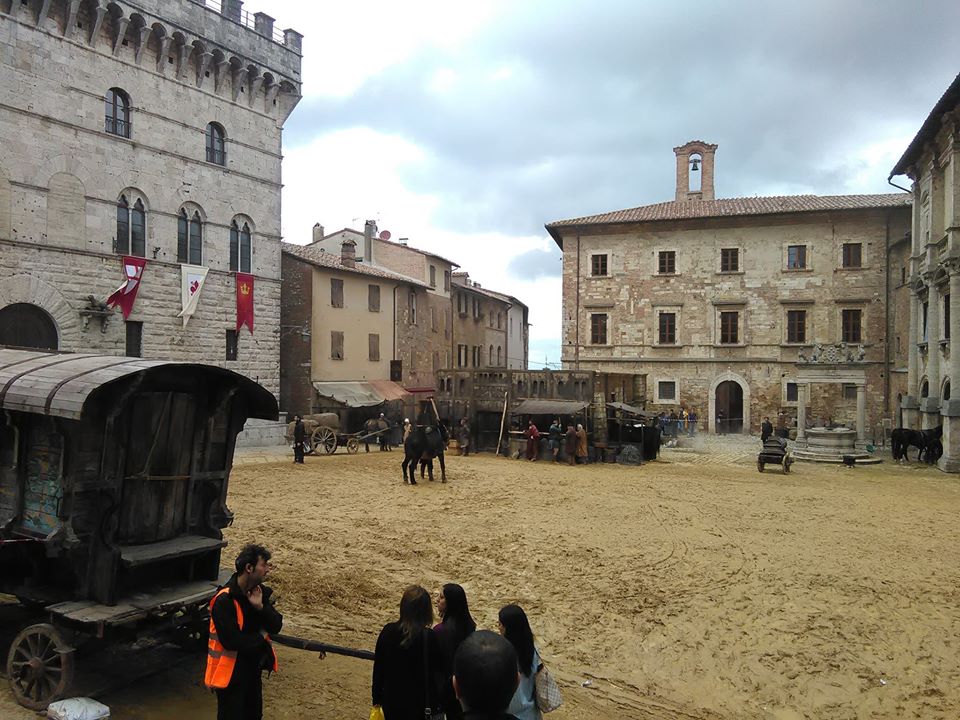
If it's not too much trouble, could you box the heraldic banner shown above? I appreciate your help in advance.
[178,264,209,326]
[235,272,255,334]
[106,255,147,320]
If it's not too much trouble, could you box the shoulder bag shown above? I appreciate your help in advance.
[534,657,563,713]
[422,628,446,720]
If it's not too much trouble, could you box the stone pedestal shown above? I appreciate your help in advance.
[901,395,920,429]
[940,401,960,471]
[921,396,942,429]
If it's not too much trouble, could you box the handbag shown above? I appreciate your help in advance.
[534,659,563,713]
[422,629,446,720]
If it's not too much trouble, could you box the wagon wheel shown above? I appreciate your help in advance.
[757,459,764,473]
[6,623,74,711]
[346,437,360,454]
[313,426,337,454]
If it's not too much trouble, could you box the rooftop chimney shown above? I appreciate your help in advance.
[673,140,718,202]
[363,220,377,263]
[341,239,357,268]
[312,223,324,244]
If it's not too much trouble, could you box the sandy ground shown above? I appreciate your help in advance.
[3,437,960,719]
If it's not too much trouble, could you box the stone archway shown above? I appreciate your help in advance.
[709,372,751,434]
[0,303,58,349]
[0,275,78,349]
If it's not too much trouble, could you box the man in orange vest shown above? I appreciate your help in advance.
[206,544,283,720]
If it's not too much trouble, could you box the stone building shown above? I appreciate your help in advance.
[451,272,513,370]
[278,240,426,416]
[547,141,912,435]
[889,71,960,470]
[0,0,301,397]
[307,222,458,392]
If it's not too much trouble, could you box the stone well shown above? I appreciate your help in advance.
[792,427,880,464]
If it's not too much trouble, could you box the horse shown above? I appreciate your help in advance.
[891,426,942,462]
[402,424,448,484]
[363,417,390,452]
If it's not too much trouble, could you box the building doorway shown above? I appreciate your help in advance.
[715,380,744,434]
[0,303,58,350]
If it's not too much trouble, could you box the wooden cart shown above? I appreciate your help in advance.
[758,438,794,473]
[0,349,277,709]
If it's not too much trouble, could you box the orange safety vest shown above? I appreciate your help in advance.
[204,587,279,689]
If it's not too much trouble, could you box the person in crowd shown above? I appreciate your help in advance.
[459,418,471,457]
[548,418,562,463]
[668,410,679,438]
[452,631,521,720]
[379,412,391,452]
[687,409,698,437]
[403,418,413,442]
[206,544,283,720]
[498,605,543,720]
[575,423,588,464]
[524,420,540,461]
[564,424,577,466]
[761,416,774,442]
[373,585,445,720]
[292,415,305,464]
[434,584,478,720]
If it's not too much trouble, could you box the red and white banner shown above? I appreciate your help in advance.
[235,272,255,334]
[106,256,146,320]
[177,264,209,327]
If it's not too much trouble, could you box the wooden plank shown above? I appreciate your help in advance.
[119,535,225,568]
[126,575,227,612]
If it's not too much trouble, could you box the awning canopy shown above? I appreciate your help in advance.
[512,399,589,416]
[607,401,656,419]
[312,380,410,408]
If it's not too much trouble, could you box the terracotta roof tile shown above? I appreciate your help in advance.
[282,243,428,287]
[546,193,911,229]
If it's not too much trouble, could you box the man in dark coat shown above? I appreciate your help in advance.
[209,544,284,720]
[293,415,305,464]
[453,630,520,720]
[761,416,774,442]
[564,425,577,465]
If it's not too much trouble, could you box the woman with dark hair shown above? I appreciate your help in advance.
[498,604,542,720]
[372,585,445,719]
[433,583,477,720]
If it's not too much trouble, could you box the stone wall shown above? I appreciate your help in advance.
[279,252,313,417]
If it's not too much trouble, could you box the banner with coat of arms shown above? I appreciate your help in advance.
[106,256,147,320]
[235,272,255,334]
[177,264,209,327]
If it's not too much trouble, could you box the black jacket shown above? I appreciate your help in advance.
[211,573,283,681]
[372,622,445,719]
[293,420,305,443]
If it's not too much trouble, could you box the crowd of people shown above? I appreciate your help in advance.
[523,418,587,464]
[655,408,699,438]
[372,583,553,720]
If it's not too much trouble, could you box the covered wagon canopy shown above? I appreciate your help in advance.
[607,401,656,419]
[512,398,589,415]
[0,348,278,421]
[312,380,411,408]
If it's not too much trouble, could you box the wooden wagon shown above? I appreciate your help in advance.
[758,437,794,473]
[286,414,392,455]
[0,349,277,709]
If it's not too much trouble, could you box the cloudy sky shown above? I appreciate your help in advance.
[260,0,959,368]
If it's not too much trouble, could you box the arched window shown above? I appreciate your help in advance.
[944,380,951,402]
[497,346,502,365]
[178,208,203,265]
[920,380,929,398]
[230,219,251,272]
[105,88,131,137]
[488,345,494,365]
[206,122,226,165]
[116,194,146,256]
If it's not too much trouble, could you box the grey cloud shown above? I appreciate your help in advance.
[508,246,562,280]
[286,0,959,236]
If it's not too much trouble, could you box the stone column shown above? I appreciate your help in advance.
[942,267,960,471]
[923,280,941,429]
[856,383,866,447]
[796,383,807,445]
[904,290,921,428]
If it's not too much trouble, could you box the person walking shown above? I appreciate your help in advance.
[564,424,577,466]
[292,415,305,464]
[378,413,391,452]
[452,631,521,720]
[524,420,540,461]
[548,418,562,463]
[458,418,471,457]
[434,584,477,720]
[687,409,698,437]
[206,544,283,720]
[575,423,588,464]
[498,605,543,720]
[761,416,774,442]
[668,410,679,438]
[373,585,445,720]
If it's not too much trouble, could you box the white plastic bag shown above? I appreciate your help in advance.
[46,697,110,720]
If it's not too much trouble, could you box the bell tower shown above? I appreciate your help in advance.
[674,140,718,201]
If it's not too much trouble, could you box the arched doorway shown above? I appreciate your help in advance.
[715,380,744,434]
[0,303,59,350]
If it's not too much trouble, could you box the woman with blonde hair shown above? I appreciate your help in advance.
[372,585,445,719]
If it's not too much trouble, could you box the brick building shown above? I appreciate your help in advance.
[0,0,301,397]
[547,141,912,435]
[890,71,960,470]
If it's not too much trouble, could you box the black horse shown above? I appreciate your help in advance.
[402,424,448,484]
[891,426,942,463]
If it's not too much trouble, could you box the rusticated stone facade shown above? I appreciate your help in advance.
[0,0,302,397]
[548,141,912,435]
